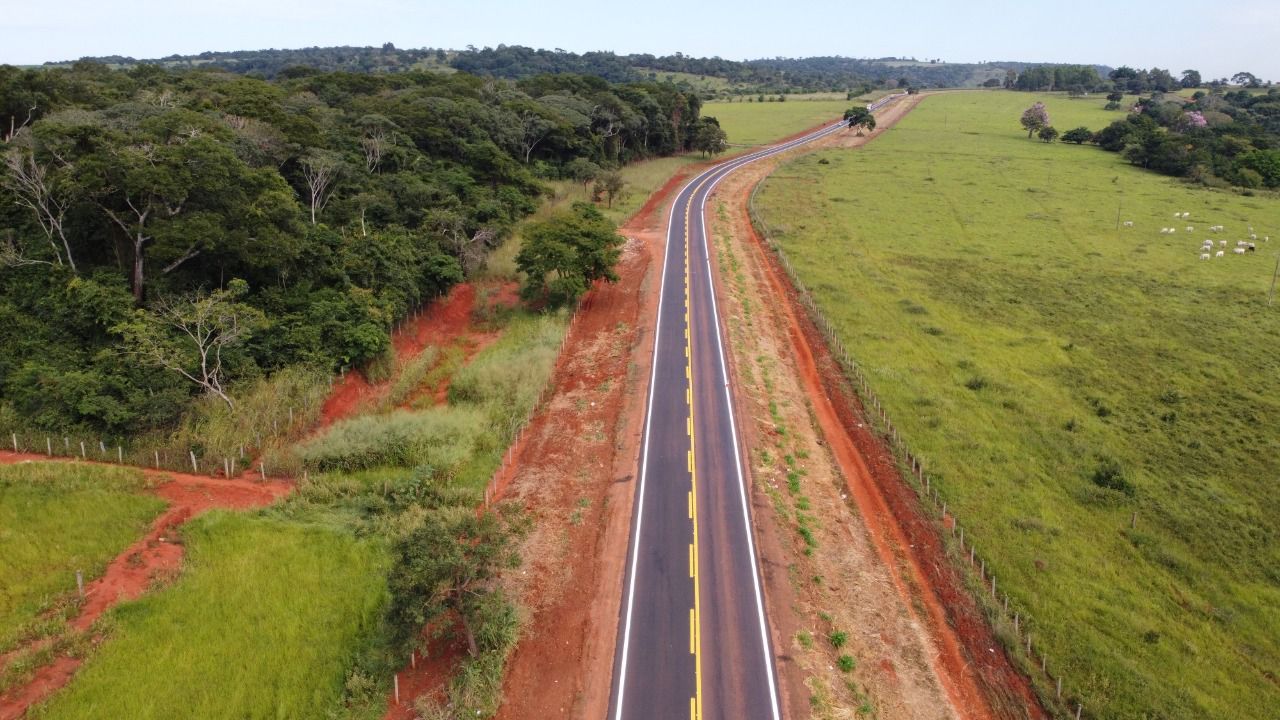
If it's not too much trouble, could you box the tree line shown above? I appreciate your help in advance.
[55,44,1113,96]
[0,61,712,436]
[1018,89,1280,188]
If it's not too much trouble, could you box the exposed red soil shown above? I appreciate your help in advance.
[382,619,469,720]
[0,452,289,720]
[721,98,1046,719]
[315,281,518,429]
[482,169,695,719]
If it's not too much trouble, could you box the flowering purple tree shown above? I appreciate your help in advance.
[1182,110,1208,129]
[1020,102,1050,138]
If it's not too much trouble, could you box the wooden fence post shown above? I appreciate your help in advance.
[190,451,198,473]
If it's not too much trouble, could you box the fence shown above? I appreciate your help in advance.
[0,293,450,482]
[480,301,585,508]
[747,179,1087,719]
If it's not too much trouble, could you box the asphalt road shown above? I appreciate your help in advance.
[610,94,904,720]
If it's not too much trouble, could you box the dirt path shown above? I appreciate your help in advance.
[0,452,290,720]
[701,95,1045,719]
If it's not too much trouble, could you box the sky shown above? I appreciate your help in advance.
[3,0,1278,81]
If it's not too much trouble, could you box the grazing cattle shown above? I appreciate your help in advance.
[1220,240,1228,247]
[1187,226,1195,232]
[1216,250,1225,257]
[1234,247,1247,255]
[1123,221,1134,227]
[1200,253,1211,260]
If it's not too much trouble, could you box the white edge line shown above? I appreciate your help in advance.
[614,121,838,718]
[612,174,682,720]
[691,114,868,719]
[613,98,902,717]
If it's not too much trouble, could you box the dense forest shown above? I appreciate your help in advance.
[52,44,1111,95]
[0,61,708,437]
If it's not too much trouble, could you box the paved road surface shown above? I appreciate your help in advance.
[610,94,903,720]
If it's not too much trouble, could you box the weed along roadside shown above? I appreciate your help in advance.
[753,89,1280,719]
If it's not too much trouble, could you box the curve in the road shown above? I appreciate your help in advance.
[609,94,904,720]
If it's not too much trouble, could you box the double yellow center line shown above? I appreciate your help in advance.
[683,167,722,720]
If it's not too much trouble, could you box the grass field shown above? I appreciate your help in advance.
[32,512,389,720]
[703,99,855,146]
[0,463,163,652]
[755,90,1280,718]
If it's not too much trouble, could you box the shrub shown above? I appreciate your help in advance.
[296,407,489,473]
[837,654,856,672]
[1091,457,1136,496]
[1062,127,1094,144]
[828,630,848,649]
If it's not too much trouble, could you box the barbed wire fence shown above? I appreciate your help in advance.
[747,178,1086,719]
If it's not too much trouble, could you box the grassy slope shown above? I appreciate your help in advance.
[0,463,164,651]
[33,512,389,720]
[755,91,1280,718]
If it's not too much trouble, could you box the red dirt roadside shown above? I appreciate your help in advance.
[718,96,1046,718]
[0,452,290,720]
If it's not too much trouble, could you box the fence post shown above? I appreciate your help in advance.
[76,570,84,598]
[47,437,52,455]
[260,461,266,479]
[190,451,198,473]
[11,433,16,452]
[117,446,123,463]
[80,440,86,458]
[394,674,400,705]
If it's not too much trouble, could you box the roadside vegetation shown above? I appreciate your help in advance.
[756,89,1280,718]
[0,463,162,655]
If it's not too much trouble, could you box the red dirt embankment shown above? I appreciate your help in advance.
[725,98,1046,718]
[0,453,289,720]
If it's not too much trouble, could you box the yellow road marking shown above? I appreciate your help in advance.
[689,543,695,578]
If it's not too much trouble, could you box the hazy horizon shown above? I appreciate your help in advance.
[3,0,1277,81]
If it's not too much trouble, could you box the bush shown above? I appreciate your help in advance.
[1091,457,1136,496]
[1062,127,1094,144]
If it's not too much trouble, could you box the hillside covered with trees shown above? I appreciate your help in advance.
[0,61,711,438]
[50,44,1110,95]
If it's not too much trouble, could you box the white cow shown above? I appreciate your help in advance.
[1216,250,1225,257]
[1200,253,1211,260]
[1234,247,1247,255]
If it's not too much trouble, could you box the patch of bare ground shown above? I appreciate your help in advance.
[702,94,1045,720]
[486,165,701,720]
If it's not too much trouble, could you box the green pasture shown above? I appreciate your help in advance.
[755,90,1280,719]
[0,463,163,653]
[703,99,853,146]
[32,512,389,720]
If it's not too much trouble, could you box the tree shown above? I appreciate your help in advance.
[1003,69,1017,89]
[115,279,265,409]
[1232,71,1261,88]
[843,106,876,135]
[593,171,625,208]
[1021,102,1050,138]
[516,202,624,306]
[1181,69,1202,89]
[2,134,77,271]
[565,157,600,187]
[1038,126,1060,143]
[691,117,728,156]
[300,150,342,225]
[1106,91,1124,103]
[388,506,526,658]
[1061,127,1093,144]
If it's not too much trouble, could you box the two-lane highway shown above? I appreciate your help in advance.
[610,94,903,720]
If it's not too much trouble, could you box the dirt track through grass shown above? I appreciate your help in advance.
[0,464,163,653]
[31,512,389,720]
[755,90,1280,719]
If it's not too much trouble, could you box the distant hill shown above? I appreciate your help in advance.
[48,44,1111,95]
